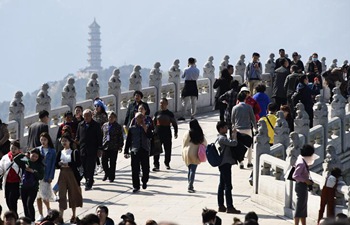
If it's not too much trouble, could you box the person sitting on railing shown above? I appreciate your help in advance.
[317,167,342,224]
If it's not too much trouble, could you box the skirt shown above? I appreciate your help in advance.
[295,182,308,218]
[37,180,54,201]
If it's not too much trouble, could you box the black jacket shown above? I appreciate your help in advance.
[124,101,150,127]
[273,66,289,98]
[76,119,102,156]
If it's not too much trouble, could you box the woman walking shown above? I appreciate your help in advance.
[14,148,44,222]
[36,132,56,222]
[292,144,316,225]
[56,134,83,223]
[182,119,207,193]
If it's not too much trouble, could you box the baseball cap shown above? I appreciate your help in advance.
[239,86,250,93]
[121,212,135,221]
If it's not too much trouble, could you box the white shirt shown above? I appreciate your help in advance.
[325,175,336,188]
[60,149,72,164]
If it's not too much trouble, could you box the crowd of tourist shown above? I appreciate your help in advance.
[0,52,349,225]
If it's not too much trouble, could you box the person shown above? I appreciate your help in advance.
[284,65,301,106]
[27,110,50,149]
[240,86,261,122]
[273,58,290,108]
[56,134,83,224]
[292,144,316,225]
[218,80,239,137]
[3,211,17,225]
[178,57,200,121]
[202,208,217,225]
[290,52,305,73]
[124,91,150,128]
[93,98,108,175]
[311,77,322,101]
[280,105,294,132]
[124,112,152,193]
[14,148,44,222]
[317,168,342,223]
[0,140,22,216]
[39,210,60,225]
[16,217,31,225]
[78,214,100,225]
[306,53,322,84]
[0,119,10,160]
[76,109,102,191]
[120,212,135,224]
[275,49,291,70]
[56,111,78,150]
[73,106,84,124]
[145,220,158,225]
[244,211,259,223]
[295,75,314,127]
[245,52,262,95]
[182,119,207,193]
[214,65,234,121]
[253,84,270,118]
[259,103,278,146]
[96,205,114,225]
[101,111,124,182]
[216,121,241,214]
[36,132,56,222]
[153,98,178,171]
[231,92,257,169]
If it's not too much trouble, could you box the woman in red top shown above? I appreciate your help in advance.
[240,86,261,121]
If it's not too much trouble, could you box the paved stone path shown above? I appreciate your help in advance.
[0,111,294,225]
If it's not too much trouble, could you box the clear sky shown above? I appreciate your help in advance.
[0,0,349,102]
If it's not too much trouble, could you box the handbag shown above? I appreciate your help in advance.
[286,167,296,181]
[198,144,207,162]
[149,133,163,157]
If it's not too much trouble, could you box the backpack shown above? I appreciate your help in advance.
[198,144,207,162]
[205,139,222,167]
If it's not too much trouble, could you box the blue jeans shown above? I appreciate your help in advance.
[188,164,198,190]
[218,163,233,208]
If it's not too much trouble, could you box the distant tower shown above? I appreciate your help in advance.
[87,18,102,71]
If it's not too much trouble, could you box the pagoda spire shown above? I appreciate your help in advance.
[87,18,102,71]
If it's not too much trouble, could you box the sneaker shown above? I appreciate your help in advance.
[36,215,44,223]
[142,183,147,189]
[85,186,92,191]
[240,164,244,169]
[54,195,59,202]
[226,207,241,214]
[218,205,226,212]
[152,167,159,172]
[247,163,253,168]
[97,166,103,174]
[132,188,140,193]
[177,117,185,121]
[188,189,195,193]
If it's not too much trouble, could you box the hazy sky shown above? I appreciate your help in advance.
[1,0,349,102]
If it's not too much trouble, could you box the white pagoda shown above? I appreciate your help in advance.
[86,18,102,72]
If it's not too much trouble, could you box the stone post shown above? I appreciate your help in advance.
[274,111,290,158]
[313,94,328,148]
[234,54,246,82]
[168,59,181,112]
[294,103,310,144]
[285,132,302,210]
[219,55,230,77]
[149,62,162,111]
[264,53,275,74]
[321,57,327,72]
[203,56,215,107]
[61,77,76,111]
[261,73,273,99]
[253,120,270,194]
[86,73,100,100]
[108,68,121,112]
[129,65,142,91]
[36,83,51,113]
[331,87,346,151]
[9,91,25,140]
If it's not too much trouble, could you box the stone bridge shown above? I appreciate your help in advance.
[4,54,350,223]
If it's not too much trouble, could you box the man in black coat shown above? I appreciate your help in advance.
[76,109,102,190]
[124,91,150,128]
[27,110,49,149]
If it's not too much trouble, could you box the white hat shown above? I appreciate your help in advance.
[239,86,250,93]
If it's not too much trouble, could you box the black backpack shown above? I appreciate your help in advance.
[206,139,222,167]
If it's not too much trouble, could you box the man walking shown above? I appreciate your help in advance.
[178,57,199,121]
[152,98,178,171]
[27,110,50,149]
[76,109,102,190]
[245,52,262,94]
[231,92,257,169]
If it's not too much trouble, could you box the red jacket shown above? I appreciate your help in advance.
[245,96,261,122]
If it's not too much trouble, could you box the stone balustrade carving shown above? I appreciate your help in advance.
[264,53,275,74]
[235,54,246,81]
[61,77,76,111]
[86,73,100,100]
[274,111,290,152]
[321,57,327,72]
[294,102,310,143]
[129,65,142,91]
[108,68,121,96]
[286,132,302,168]
[36,83,51,113]
[219,55,230,77]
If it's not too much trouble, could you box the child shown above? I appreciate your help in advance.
[216,121,241,214]
[14,148,44,222]
[36,132,56,222]
[317,167,342,223]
